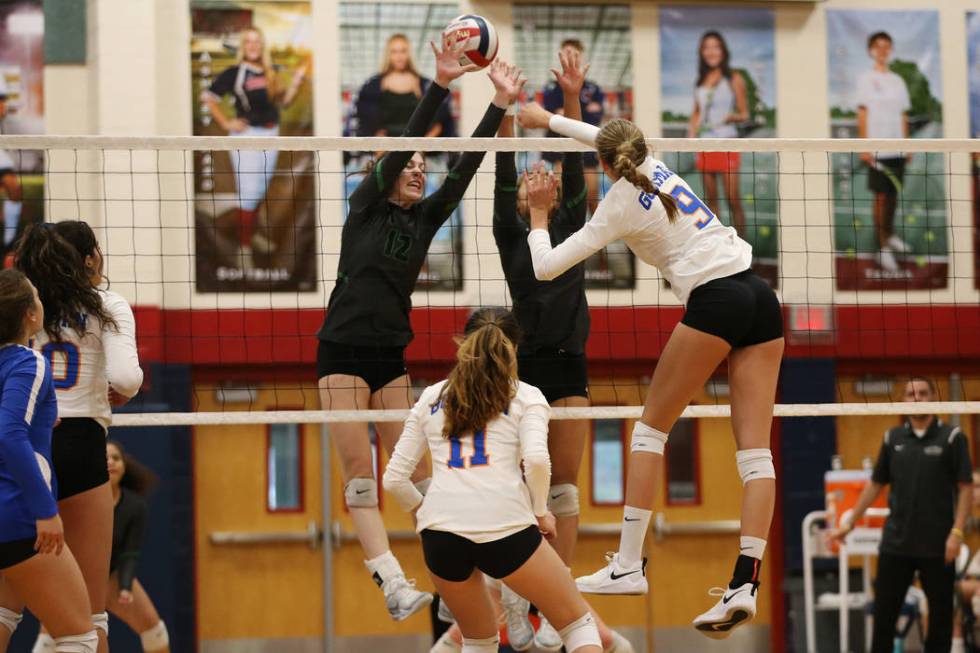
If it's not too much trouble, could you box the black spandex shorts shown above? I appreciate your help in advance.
[52,417,109,500]
[0,537,36,570]
[867,157,906,195]
[316,340,408,394]
[421,525,542,582]
[518,348,589,404]
[681,269,783,348]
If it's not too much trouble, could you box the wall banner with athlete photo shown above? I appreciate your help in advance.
[339,3,463,291]
[659,5,778,288]
[512,4,635,289]
[828,10,946,291]
[0,0,44,259]
[191,0,315,293]
[969,12,980,290]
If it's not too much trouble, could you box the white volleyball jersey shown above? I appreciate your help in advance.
[34,290,143,430]
[528,156,753,304]
[383,380,551,543]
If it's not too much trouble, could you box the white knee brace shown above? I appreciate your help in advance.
[559,612,602,652]
[344,477,378,508]
[54,631,97,653]
[32,633,56,653]
[461,635,499,652]
[414,478,432,496]
[736,449,776,484]
[630,422,668,455]
[0,607,21,633]
[91,613,108,636]
[140,620,169,651]
[548,483,580,517]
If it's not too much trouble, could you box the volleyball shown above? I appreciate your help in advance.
[442,14,498,69]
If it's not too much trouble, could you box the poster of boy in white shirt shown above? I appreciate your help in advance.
[856,31,911,274]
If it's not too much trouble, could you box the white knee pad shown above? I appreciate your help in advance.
[414,478,432,496]
[54,630,97,653]
[736,449,776,484]
[0,607,21,633]
[32,633,56,653]
[344,477,378,508]
[548,483,580,517]
[559,612,602,652]
[140,620,169,651]
[91,612,108,636]
[461,635,499,652]
[630,422,668,455]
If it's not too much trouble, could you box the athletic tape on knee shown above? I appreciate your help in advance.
[461,635,499,652]
[140,620,169,651]
[344,477,378,508]
[91,612,108,636]
[53,630,97,653]
[630,422,668,455]
[548,483,580,517]
[736,449,776,484]
[0,607,21,633]
[558,612,602,653]
[414,478,432,496]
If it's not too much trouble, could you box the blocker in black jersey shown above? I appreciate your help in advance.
[111,487,147,592]
[318,83,505,350]
[494,141,590,402]
[206,63,279,127]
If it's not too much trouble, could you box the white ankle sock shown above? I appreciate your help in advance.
[740,536,767,560]
[618,506,652,567]
[32,633,56,653]
[365,550,403,587]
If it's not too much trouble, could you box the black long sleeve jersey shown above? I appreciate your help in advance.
[493,150,590,355]
[110,488,147,591]
[319,84,505,346]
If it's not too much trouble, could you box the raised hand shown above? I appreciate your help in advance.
[524,164,559,212]
[488,59,526,108]
[517,102,553,131]
[431,40,480,88]
[550,47,589,96]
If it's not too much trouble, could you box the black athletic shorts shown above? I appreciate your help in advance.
[421,525,542,582]
[52,417,109,501]
[518,348,589,404]
[316,340,408,394]
[681,269,783,348]
[0,537,36,570]
[867,157,905,195]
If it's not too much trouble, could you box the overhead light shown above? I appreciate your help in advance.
[215,385,257,404]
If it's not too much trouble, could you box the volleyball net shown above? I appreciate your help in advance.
[0,134,977,429]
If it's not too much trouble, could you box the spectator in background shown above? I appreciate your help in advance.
[687,31,748,237]
[542,39,604,216]
[0,78,22,253]
[356,34,455,145]
[831,377,973,653]
[856,31,911,275]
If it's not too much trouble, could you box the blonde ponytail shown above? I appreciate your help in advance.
[439,308,522,438]
[597,119,679,222]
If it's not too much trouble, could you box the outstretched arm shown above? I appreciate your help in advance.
[552,48,587,224]
[348,41,478,214]
[493,115,521,237]
[519,102,599,148]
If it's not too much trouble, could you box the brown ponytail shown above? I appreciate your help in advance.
[597,119,680,223]
[438,308,522,439]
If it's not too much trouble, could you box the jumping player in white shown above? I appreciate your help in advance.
[383,308,602,653]
[518,104,784,638]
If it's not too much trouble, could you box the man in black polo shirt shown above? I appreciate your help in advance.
[832,376,973,653]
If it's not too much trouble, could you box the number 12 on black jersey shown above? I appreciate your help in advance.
[447,430,490,469]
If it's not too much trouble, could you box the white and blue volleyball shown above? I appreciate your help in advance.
[442,14,498,69]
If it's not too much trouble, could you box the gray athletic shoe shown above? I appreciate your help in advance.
[383,575,433,621]
[534,615,563,651]
[500,583,534,651]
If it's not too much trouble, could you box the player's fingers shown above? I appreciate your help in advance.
[54,534,64,556]
[583,63,591,77]
[430,41,440,57]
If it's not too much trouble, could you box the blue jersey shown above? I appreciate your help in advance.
[0,344,58,542]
